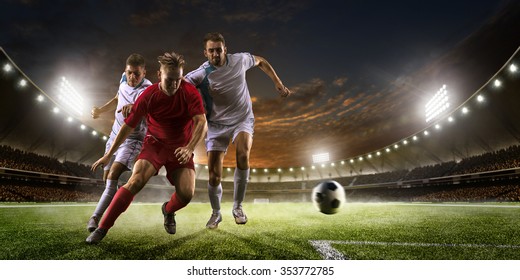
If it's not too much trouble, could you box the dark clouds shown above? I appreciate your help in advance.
[1,0,517,168]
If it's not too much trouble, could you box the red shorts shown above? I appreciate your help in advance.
[137,136,195,181]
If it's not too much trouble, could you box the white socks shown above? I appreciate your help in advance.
[92,179,118,218]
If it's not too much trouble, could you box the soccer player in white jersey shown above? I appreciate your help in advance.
[185,32,291,229]
[87,53,152,232]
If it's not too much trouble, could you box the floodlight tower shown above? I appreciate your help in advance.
[425,84,450,123]
[57,77,84,117]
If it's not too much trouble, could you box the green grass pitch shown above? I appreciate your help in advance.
[1,202,520,260]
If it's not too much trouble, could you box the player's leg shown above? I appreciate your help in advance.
[232,130,253,224]
[87,140,141,232]
[87,162,128,232]
[86,159,156,244]
[206,151,225,228]
[161,167,196,234]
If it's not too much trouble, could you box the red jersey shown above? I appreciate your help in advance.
[125,80,205,147]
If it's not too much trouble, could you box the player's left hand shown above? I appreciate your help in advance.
[118,104,133,118]
[174,146,193,165]
[276,84,291,98]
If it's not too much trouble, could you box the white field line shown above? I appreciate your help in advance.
[309,240,520,260]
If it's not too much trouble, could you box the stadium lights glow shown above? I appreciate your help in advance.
[102,136,108,141]
[311,166,316,170]
[425,84,450,123]
[367,154,372,159]
[394,144,399,149]
[3,63,12,72]
[350,159,354,163]
[67,117,73,122]
[510,64,518,73]
[205,165,208,169]
[386,148,391,153]
[376,151,381,156]
[493,79,501,87]
[477,95,485,102]
[423,131,429,136]
[226,168,231,172]
[92,130,98,136]
[19,79,27,87]
[289,168,294,172]
[312,152,330,163]
[448,116,454,122]
[435,124,441,130]
[37,95,44,102]
[58,77,84,117]
[52,107,60,114]
[358,156,363,161]
[301,167,305,171]
[403,140,408,145]
[80,124,86,130]
[277,168,282,172]
[462,107,469,114]
[340,161,345,165]
[413,135,418,141]
[264,169,268,173]
[331,163,335,166]
[252,169,256,173]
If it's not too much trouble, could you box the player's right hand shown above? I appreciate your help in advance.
[91,107,101,119]
[91,155,110,171]
[118,104,133,118]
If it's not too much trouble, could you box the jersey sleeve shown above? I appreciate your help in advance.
[240,52,255,70]
[184,66,206,87]
[124,85,152,128]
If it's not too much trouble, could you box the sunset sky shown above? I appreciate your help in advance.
[1,0,517,168]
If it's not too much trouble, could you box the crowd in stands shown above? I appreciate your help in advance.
[0,179,102,202]
[0,145,101,178]
[1,144,520,203]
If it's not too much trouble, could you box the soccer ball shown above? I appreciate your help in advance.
[312,180,346,214]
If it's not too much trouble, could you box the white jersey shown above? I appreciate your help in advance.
[185,52,255,125]
[110,73,152,141]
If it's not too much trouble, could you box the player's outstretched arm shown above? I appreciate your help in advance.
[254,55,291,98]
[175,114,207,164]
[91,123,135,171]
[92,93,118,119]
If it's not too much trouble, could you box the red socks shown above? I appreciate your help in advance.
[98,187,134,230]
[165,192,188,213]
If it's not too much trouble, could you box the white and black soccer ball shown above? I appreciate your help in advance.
[312,180,346,214]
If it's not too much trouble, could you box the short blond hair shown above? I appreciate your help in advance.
[157,51,185,69]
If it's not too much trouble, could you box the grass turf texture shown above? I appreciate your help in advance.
[1,202,520,260]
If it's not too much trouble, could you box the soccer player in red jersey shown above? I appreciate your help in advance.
[86,51,207,244]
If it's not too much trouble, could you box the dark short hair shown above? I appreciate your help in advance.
[126,53,146,68]
[203,32,225,48]
[157,51,185,69]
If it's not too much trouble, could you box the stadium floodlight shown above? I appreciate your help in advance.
[19,79,27,87]
[448,116,454,122]
[462,107,469,114]
[349,159,354,163]
[52,107,60,114]
[312,152,330,163]
[3,64,12,72]
[477,95,484,102]
[510,64,518,73]
[37,95,45,102]
[493,79,501,87]
[58,77,84,117]
[425,84,450,123]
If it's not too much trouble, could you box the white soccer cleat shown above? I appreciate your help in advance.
[206,213,222,229]
[232,207,247,224]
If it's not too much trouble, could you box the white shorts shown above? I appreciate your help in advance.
[206,118,254,152]
[104,138,143,171]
